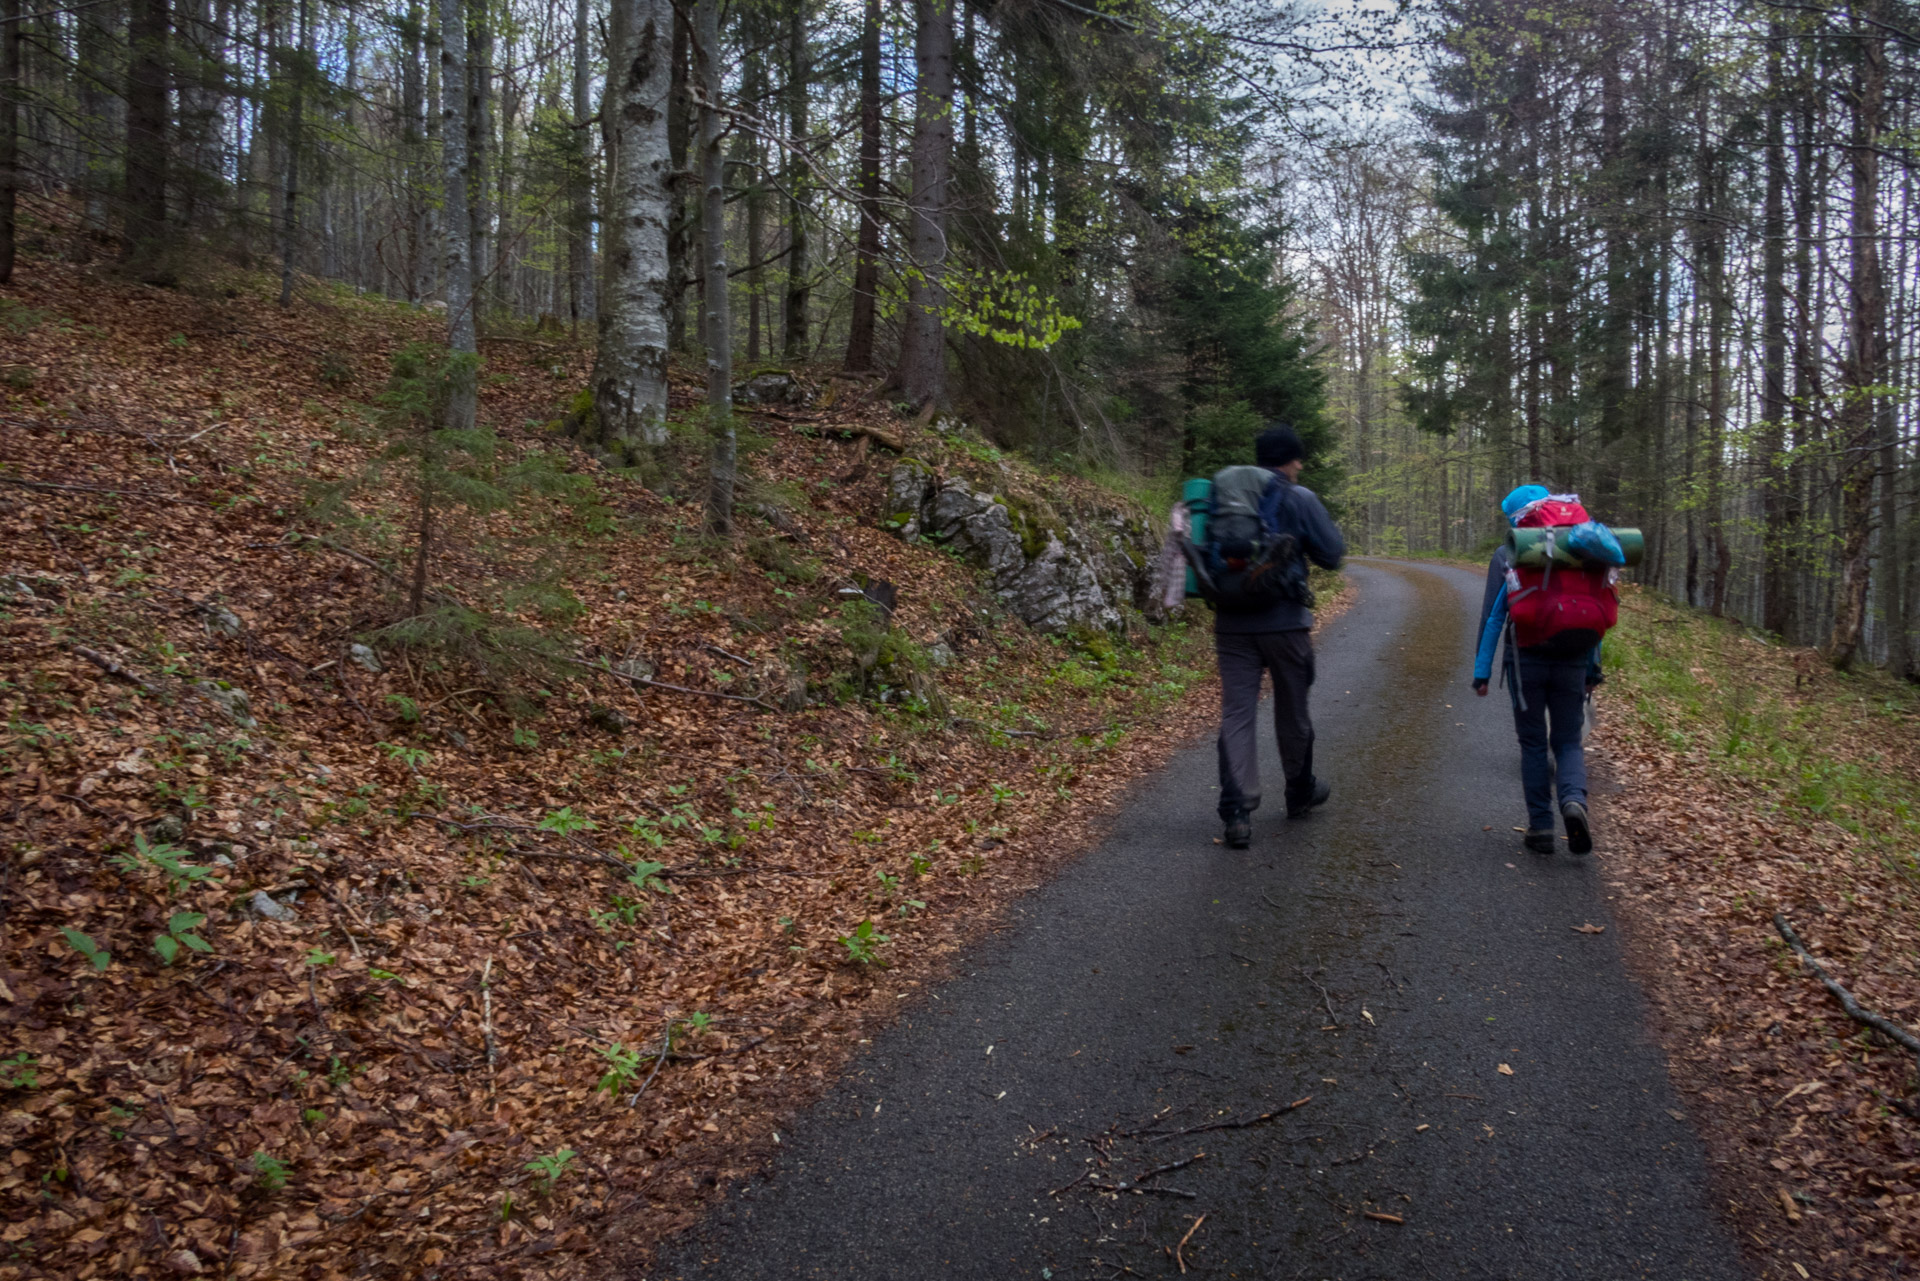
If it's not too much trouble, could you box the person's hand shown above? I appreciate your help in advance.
[1473,680,1489,697]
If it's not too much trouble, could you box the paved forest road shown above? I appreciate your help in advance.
[652,560,1748,1281]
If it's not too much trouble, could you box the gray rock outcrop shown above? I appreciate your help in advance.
[885,460,1159,633]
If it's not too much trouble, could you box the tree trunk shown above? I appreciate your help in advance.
[401,4,429,303]
[1760,26,1790,636]
[77,0,121,235]
[466,0,492,317]
[783,0,810,360]
[843,0,882,372]
[738,19,764,363]
[0,0,18,284]
[665,8,691,350]
[437,0,477,433]
[567,0,596,332]
[696,0,734,534]
[591,0,673,451]
[1829,2,1886,667]
[894,0,954,409]
[122,0,170,279]
[277,0,309,308]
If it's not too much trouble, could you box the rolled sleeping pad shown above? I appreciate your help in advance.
[1509,526,1644,568]
[1183,477,1212,597]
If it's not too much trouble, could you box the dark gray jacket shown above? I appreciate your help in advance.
[1214,471,1346,635]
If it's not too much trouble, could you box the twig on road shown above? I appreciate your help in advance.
[1138,1096,1312,1142]
[1176,1214,1207,1273]
[1301,965,1339,1026]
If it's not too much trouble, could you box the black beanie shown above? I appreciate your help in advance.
[1255,423,1304,468]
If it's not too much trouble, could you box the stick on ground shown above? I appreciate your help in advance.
[1774,913,1920,1071]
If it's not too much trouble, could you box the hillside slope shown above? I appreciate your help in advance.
[1594,587,1920,1279]
[0,260,1302,1279]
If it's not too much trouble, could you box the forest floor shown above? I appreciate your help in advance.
[1595,585,1920,1280]
[0,253,1362,1279]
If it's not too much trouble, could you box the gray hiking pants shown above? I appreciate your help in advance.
[1215,629,1316,821]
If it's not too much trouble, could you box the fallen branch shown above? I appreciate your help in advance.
[70,645,160,696]
[1774,913,1920,1070]
[479,959,499,1076]
[795,420,904,451]
[1087,1178,1197,1200]
[949,716,1044,738]
[1135,1096,1312,1142]
[0,476,206,503]
[1133,1153,1205,1183]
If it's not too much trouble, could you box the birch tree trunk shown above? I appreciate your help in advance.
[843,0,882,372]
[666,9,691,351]
[894,0,953,409]
[437,0,478,434]
[590,0,672,451]
[696,0,734,534]
[783,0,810,361]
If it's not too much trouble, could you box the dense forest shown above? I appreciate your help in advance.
[2,0,1916,674]
[1299,0,1920,675]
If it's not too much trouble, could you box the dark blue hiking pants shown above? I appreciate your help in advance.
[1509,651,1589,830]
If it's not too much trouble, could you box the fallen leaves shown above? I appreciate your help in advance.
[1495,1063,1515,1076]
[1594,584,1920,1276]
[1573,923,1606,934]
[0,256,1270,1279]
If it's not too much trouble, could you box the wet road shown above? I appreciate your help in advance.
[650,560,1748,1281]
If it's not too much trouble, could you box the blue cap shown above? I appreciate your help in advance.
[1501,484,1549,526]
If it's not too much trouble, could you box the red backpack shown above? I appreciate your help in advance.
[1506,496,1618,656]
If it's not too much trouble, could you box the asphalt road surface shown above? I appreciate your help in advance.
[652,559,1747,1281]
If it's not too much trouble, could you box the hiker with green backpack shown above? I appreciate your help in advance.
[1177,424,1345,850]
[1473,484,1639,856]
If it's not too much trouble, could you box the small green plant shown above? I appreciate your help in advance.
[874,869,902,896]
[153,912,212,965]
[596,1043,644,1095]
[385,694,421,722]
[252,1151,290,1191]
[302,1107,326,1126]
[305,948,337,967]
[368,968,403,982]
[668,1011,713,1051]
[512,725,540,751]
[989,782,1019,804]
[908,854,932,878]
[112,834,215,896]
[838,919,890,966]
[379,741,432,771]
[524,1149,576,1194]
[325,1056,355,1087]
[538,806,597,836]
[0,1053,39,1090]
[60,928,112,972]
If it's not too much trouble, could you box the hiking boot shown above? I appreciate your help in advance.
[1562,801,1593,855]
[1523,829,1557,855]
[1286,779,1332,820]
[1224,813,1251,849]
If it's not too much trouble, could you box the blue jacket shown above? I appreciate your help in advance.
[1473,544,1602,683]
[1214,470,1346,635]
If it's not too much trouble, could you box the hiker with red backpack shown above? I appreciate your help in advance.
[1473,484,1630,856]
